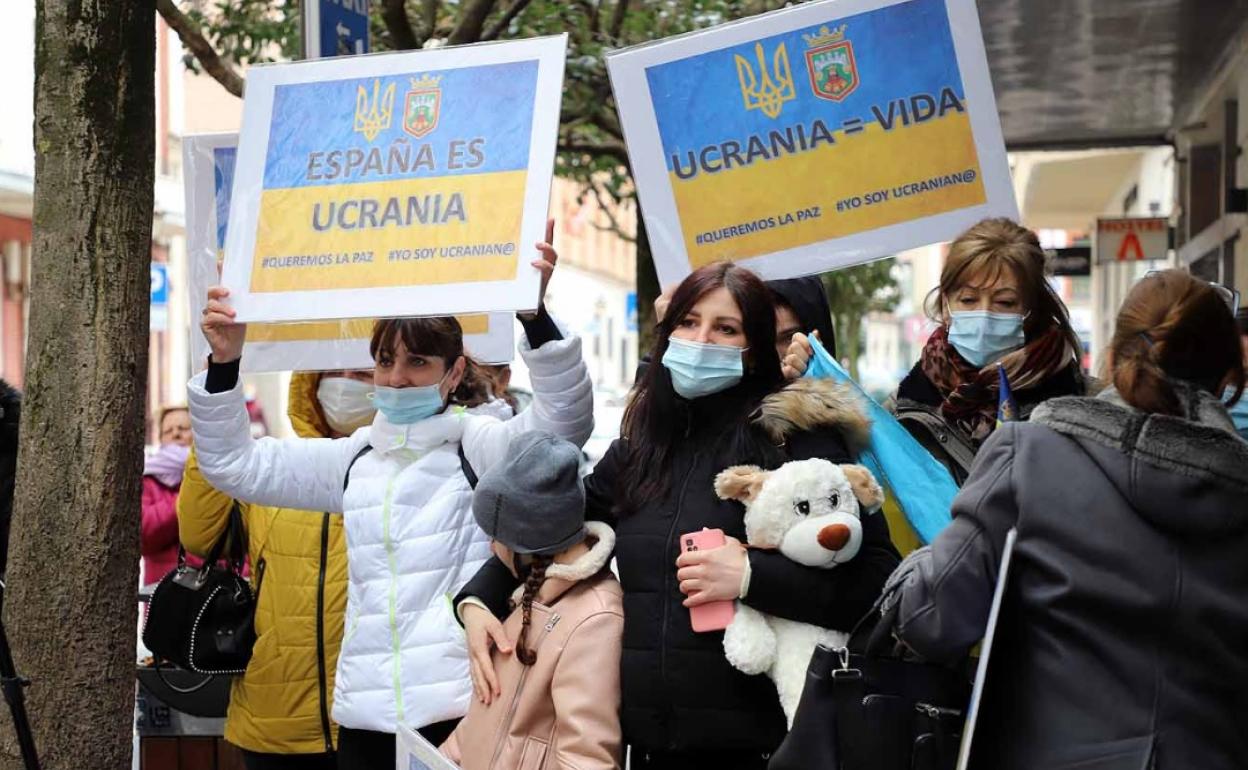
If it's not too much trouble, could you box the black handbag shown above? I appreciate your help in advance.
[770,598,970,770]
[141,503,264,692]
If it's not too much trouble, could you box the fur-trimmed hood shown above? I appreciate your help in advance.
[752,377,870,449]
[1032,385,1248,535]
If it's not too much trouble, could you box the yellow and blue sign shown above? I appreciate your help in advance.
[251,62,537,294]
[222,38,567,324]
[184,131,517,372]
[608,0,1016,285]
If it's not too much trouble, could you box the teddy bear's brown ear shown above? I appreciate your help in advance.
[714,465,768,504]
[842,464,884,512]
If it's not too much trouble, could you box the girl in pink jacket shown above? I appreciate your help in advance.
[443,432,624,770]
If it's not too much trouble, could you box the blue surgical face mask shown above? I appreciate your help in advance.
[948,311,1026,368]
[661,336,745,399]
[1224,387,1248,439]
[371,376,448,425]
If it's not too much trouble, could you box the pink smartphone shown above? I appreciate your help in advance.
[681,528,736,633]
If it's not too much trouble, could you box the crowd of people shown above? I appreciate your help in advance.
[124,216,1248,770]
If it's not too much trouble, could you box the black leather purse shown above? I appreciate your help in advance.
[141,504,263,692]
[770,598,970,770]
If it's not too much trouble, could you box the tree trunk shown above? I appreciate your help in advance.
[635,216,659,357]
[0,1,155,768]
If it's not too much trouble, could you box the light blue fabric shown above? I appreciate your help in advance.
[371,382,446,424]
[948,310,1025,367]
[804,335,958,544]
[661,337,745,399]
[1224,387,1248,440]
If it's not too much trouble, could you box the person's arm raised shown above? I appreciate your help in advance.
[461,228,594,475]
[190,286,365,513]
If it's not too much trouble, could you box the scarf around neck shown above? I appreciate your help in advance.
[920,324,1074,442]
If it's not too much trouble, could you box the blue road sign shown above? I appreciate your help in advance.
[305,0,370,59]
[626,292,638,332]
[150,263,169,306]
[150,263,169,332]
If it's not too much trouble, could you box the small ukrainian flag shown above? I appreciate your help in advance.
[997,364,1018,428]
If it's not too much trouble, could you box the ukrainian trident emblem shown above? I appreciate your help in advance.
[353,79,396,142]
[735,42,796,119]
[404,74,442,139]
[804,25,859,102]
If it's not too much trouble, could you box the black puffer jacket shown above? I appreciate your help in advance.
[893,385,1248,769]
[458,378,899,753]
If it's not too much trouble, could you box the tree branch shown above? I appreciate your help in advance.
[586,180,636,242]
[482,0,534,40]
[448,0,498,45]
[156,0,243,97]
[421,0,441,40]
[559,138,628,159]
[382,0,420,50]
[607,0,631,43]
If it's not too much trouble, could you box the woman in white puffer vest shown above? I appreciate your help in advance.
[189,245,593,770]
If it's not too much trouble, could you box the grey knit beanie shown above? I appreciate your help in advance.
[471,431,587,556]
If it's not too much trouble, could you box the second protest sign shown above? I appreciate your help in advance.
[608,0,1016,285]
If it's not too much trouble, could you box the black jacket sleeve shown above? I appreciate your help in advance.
[583,437,624,526]
[453,555,519,623]
[454,436,626,623]
[517,305,562,348]
[741,424,902,630]
[893,424,1018,664]
[205,357,241,394]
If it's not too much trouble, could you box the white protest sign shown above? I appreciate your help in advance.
[221,37,567,323]
[956,527,1017,770]
[395,723,460,770]
[607,0,1017,286]
[1095,217,1168,264]
[183,133,514,372]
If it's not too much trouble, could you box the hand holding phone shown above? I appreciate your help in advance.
[679,528,737,633]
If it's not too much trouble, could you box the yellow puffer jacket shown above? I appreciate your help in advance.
[178,373,349,755]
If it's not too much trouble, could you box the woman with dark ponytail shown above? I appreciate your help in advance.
[883,269,1248,769]
[443,432,624,770]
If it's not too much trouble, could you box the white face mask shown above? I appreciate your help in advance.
[317,377,377,434]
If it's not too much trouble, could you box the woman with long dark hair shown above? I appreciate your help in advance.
[457,262,899,769]
[886,270,1248,769]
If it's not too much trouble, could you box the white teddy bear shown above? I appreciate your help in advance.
[715,459,884,726]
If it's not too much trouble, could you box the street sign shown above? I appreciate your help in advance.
[304,0,370,60]
[1045,246,1091,277]
[1095,217,1168,264]
[626,292,638,332]
[150,262,169,331]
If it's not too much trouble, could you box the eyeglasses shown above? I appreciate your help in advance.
[1143,270,1240,315]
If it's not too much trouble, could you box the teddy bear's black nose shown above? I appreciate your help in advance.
[818,524,851,551]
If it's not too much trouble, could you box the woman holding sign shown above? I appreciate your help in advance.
[883,270,1248,769]
[189,230,594,770]
[457,262,899,769]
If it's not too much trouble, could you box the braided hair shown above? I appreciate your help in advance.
[515,555,554,666]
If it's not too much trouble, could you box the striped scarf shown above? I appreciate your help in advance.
[920,325,1074,442]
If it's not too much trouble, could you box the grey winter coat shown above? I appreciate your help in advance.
[892,384,1248,770]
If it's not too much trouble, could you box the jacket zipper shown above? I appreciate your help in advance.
[382,467,406,724]
[659,438,699,741]
[487,613,559,768]
[316,512,333,753]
